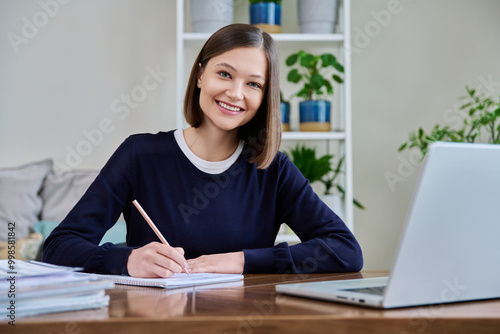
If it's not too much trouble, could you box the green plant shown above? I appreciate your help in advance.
[285,144,364,209]
[399,86,500,158]
[322,157,365,210]
[285,144,332,184]
[249,0,282,4]
[285,50,344,101]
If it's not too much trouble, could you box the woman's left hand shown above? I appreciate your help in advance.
[186,251,244,274]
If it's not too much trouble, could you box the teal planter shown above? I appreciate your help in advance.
[299,100,331,132]
[280,101,290,131]
[249,3,282,33]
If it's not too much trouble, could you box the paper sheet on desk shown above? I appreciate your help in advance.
[93,272,244,289]
[0,259,82,277]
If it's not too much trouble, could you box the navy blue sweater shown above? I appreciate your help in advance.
[43,131,363,275]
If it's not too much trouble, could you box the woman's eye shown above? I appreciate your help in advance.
[218,71,231,78]
[248,82,262,89]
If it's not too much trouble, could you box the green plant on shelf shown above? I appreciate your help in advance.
[399,86,500,158]
[285,50,344,101]
[285,144,364,209]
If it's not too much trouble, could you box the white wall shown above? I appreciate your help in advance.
[351,0,500,270]
[1,0,499,270]
[0,0,175,171]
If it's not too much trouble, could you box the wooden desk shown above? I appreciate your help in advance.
[6,271,500,334]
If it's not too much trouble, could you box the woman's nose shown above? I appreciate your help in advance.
[226,82,244,101]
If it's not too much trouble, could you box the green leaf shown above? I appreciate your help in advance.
[332,61,344,73]
[320,53,336,67]
[296,87,310,99]
[285,53,298,66]
[466,86,476,97]
[324,80,333,95]
[310,73,324,90]
[494,107,500,117]
[300,54,316,68]
[287,69,302,83]
[332,74,343,84]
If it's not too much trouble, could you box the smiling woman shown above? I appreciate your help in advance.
[184,23,281,168]
[192,47,267,151]
[42,24,363,278]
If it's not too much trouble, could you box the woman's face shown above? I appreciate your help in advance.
[197,47,267,133]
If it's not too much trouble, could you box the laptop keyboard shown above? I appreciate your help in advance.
[340,286,386,296]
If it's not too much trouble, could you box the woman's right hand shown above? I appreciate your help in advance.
[126,242,189,278]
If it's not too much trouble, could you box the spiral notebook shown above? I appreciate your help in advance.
[93,272,244,289]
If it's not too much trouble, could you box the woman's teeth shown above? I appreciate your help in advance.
[218,101,242,112]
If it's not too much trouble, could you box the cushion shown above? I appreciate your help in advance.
[34,220,127,246]
[0,232,43,261]
[40,169,99,221]
[0,159,53,241]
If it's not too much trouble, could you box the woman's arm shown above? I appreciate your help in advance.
[243,154,363,274]
[42,138,135,274]
[182,153,362,275]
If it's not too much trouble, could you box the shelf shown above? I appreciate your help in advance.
[177,0,354,231]
[181,32,344,47]
[282,131,345,140]
[270,33,344,43]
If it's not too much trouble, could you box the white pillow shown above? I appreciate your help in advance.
[40,169,99,221]
[0,159,53,241]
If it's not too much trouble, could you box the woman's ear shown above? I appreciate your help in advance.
[196,63,203,88]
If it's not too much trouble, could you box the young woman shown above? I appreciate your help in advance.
[43,24,363,277]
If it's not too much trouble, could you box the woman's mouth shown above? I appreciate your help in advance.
[216,100,244,115]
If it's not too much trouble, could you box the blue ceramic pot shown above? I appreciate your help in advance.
[280,101,290,131]
[299,100,331,132]
[250,3,281,33]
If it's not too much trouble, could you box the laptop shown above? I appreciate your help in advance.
[276,142,500,309]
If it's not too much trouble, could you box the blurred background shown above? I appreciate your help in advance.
[1,0,499,270]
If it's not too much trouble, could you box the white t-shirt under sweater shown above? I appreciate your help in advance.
[173,129,244,175]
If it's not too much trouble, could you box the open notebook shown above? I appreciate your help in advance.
[93,272,244,289]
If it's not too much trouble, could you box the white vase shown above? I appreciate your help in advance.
[321,193,344,221]
[297,0,339,34]
[191,0,234,33]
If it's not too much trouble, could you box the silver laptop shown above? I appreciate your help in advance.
[276,142,500,309]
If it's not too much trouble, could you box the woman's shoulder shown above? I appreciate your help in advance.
[123,130,178,156]
[272,150,292,167]
[127,130,174,144]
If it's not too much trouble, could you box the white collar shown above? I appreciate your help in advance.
[173,129,244,174]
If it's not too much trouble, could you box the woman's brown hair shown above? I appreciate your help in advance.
[184,24,281,169]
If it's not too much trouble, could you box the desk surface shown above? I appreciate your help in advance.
[6,271,500,334]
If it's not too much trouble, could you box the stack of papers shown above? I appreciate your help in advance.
[0,260,114,321]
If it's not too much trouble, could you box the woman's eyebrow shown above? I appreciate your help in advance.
[215,62,265,81]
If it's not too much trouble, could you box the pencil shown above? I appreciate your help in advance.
[132,199,190,275]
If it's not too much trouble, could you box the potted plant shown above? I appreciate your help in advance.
[285,144,364,220]
[297,0,339,34]
[280,90,290,132]
[249,0,282,33]
[286,50,344,132]
[399,86,500,158]
[191,0,234,33]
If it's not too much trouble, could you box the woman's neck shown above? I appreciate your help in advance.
[183,126,240,162]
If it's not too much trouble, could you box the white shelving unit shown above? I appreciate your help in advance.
[176,0,353,234]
